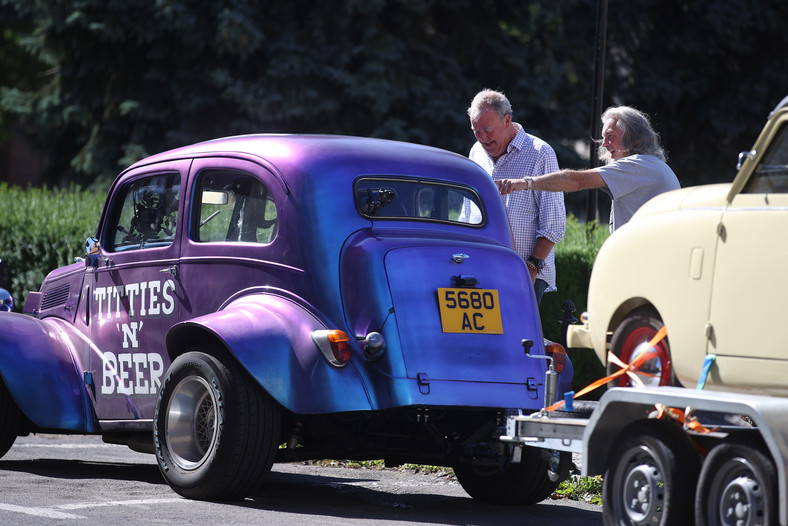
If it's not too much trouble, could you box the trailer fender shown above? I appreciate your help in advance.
[165,294,373,414]
[0,313,92,431]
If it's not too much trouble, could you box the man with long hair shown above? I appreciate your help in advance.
[497,106,680,232]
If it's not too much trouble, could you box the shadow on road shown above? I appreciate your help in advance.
[0,459,166,485]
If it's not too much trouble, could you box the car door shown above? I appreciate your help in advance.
[86,162,187,421]
[708,118,788,390]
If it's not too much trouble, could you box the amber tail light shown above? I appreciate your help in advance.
[544,342,567,374]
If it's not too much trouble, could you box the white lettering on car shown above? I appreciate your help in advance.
[95,279,175,396]
[102,352,165,395]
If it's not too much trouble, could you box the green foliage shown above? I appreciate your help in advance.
[541,214,609,393]
[555,474,603,505]
[0,183,103,309]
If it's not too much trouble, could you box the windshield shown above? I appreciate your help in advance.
[355,177,484,225]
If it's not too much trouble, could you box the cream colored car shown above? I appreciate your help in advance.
[569,95,788,395]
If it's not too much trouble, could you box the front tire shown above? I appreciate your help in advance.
[608,308,676,387]
[154,350,280,500]
[454,446,571,505]
[0,381,21,458]
[694,443,777,526]
[602,420,700,526]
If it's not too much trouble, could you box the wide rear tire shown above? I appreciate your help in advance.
[454,446,570,505]
[154,350,280,500]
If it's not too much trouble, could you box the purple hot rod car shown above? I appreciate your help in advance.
[0,134,573,503]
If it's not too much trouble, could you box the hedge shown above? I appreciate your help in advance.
[0,183,105,309]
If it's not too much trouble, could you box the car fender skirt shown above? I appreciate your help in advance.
[0,313,92,431]
[166,295,373,414]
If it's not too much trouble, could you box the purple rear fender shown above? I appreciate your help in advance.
[0,313,96,432]
[166,293,373,414]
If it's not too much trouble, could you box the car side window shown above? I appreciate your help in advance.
[110,173,180,252]
[193,170,278,244]
[743,123,788,194]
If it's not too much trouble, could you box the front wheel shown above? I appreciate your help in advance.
[454,447,571,505]
[0,381,22,458]
[602,420,699,526]
[694,443,777,526]
[154,350,281,500]
[608,308,676,387]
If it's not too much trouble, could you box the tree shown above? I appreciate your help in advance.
[1,0,787,205]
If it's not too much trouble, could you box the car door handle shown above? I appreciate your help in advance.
[160,265,178,277]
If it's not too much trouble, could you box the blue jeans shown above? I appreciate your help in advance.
[534,278,548,305]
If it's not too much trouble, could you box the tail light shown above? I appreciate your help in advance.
[544,342,567,374]
[311,329,352,367]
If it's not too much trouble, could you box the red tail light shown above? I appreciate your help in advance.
[545,342,567,374]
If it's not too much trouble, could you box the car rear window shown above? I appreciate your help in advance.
[354,177,484,225]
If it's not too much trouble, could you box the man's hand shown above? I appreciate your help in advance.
[496,179,522,195]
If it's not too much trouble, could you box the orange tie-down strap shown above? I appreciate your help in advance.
[544,326,715,434]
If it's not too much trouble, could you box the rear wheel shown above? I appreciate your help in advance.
[602,420,700,526]
[608,308,676,387]
[454,446,571,505]
[694,443,777,526]
[0,381,21,458]
[154,350,281,500]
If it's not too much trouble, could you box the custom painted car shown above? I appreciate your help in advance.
[0,134,573,503]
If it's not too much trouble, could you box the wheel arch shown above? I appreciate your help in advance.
[165,293,373,415]
[0,313,95,432]
[606,298,661,336]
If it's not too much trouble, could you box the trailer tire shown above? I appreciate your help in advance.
[602,420,700,526]
[694,443,777,526]
[0,381,21,458]
[154,350,280,500]
[608,308,677,387]
[454,447,570,505]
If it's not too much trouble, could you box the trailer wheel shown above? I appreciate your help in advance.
[603,420,699,526]
[694,443,777,526]
[154,350,280,500]
[0,381,21,458]
[454,447,571,505]
[608,308,676,387]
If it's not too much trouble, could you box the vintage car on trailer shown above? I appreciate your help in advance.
[0,134,573,503]
[545,95,788,525]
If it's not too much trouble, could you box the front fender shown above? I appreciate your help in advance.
[166,294,373,414]
[0,313,93,431]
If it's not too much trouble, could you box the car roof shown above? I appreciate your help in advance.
[127,134,487,188]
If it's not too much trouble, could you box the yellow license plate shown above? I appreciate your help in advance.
[437,288,503,334]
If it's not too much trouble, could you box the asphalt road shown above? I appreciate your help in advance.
[0,434,602,525]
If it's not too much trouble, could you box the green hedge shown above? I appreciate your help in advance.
[0,183,104,309]
[541,214,610,394]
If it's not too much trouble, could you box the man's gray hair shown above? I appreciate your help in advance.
[598,106,666,163]
[467,89,513,121]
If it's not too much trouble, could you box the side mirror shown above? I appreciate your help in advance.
[737,149,756,171]
[85,237,101,268]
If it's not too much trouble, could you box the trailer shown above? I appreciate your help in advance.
[501,367,786,525]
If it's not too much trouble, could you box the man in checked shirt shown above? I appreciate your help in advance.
[466,89,566,304]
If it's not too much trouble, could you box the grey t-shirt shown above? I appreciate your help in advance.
[596,154,680,231]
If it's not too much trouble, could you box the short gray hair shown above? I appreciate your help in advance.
[598,106,666,163]
[467,89,512,121]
